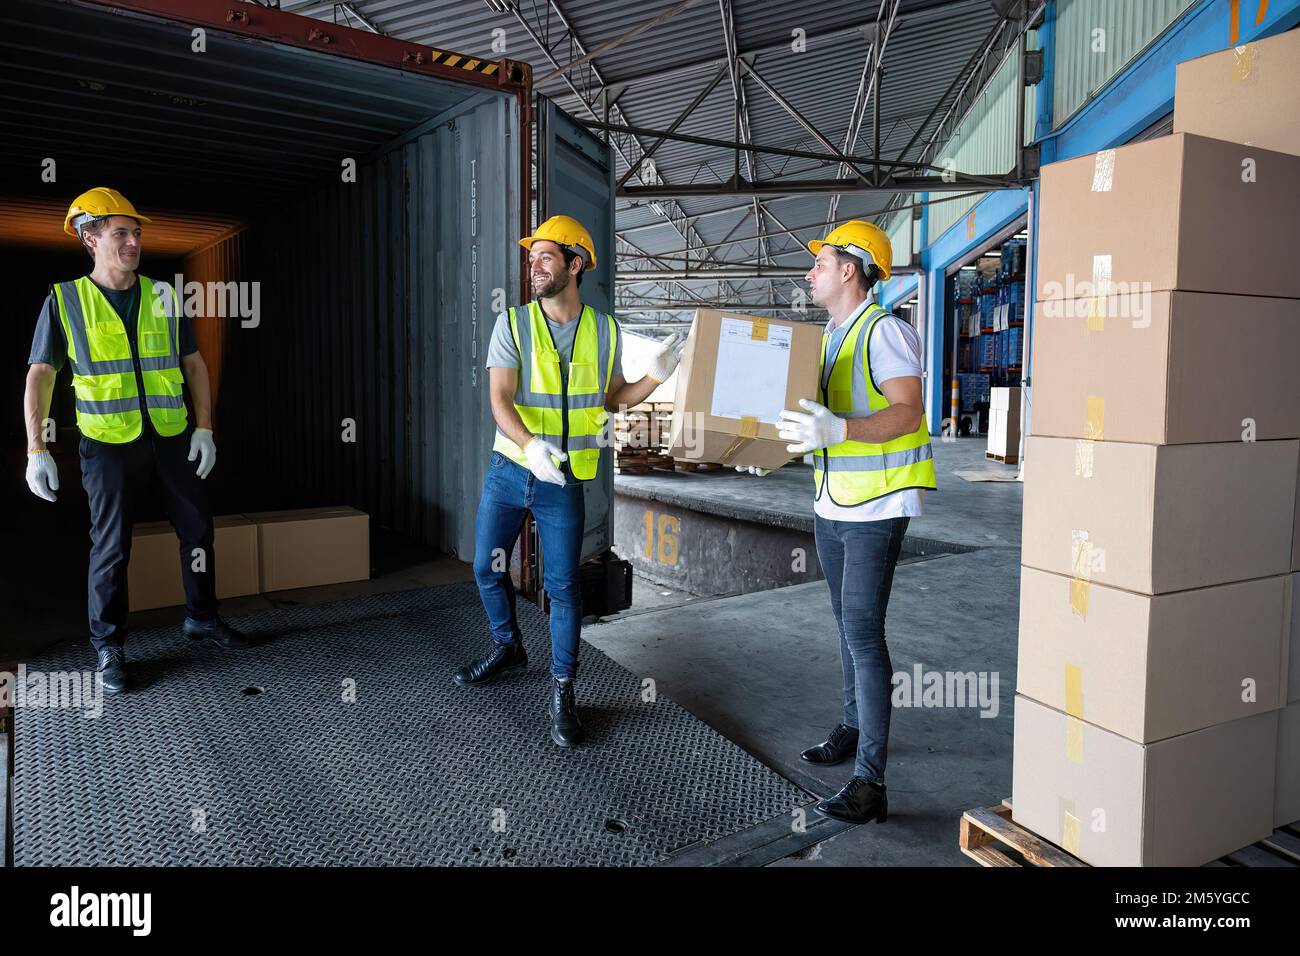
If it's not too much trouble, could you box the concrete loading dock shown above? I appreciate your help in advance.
[4,0,1300,891]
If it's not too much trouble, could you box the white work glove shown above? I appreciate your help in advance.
[26,450,59,501]
[777,399,847,454]
[524,437,568,486]
[646,332,686,384]
[734,465,772,476]
[188,427,217,480]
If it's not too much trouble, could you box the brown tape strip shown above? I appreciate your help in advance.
[739,415,759,438]
[717,435,753,465]
[751,318,769,341]
[1084,396,1105,440]
[1065,716,1085,765]
[1064,663,1084,718]
[1069,579,1090,620]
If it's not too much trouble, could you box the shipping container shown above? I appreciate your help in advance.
[2,0,619,657]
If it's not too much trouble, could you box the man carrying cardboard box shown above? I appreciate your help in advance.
[22,188,251,694]
[770,220,936,823]
[455,214,684,748]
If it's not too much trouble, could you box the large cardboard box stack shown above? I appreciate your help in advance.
[986,387,1020,460]
[1014,126,1300,865]
[666,309,822,471]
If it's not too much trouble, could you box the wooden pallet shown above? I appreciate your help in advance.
[985,451,1018,464]
[961,799,1300,867]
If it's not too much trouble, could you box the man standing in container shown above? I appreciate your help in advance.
[22,187,251,694]
[767,220,936,823]
[455,214,684,748]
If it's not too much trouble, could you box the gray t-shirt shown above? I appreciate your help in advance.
[486,305,622,380]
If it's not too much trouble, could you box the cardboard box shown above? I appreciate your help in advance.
[1011,695,1278,866]
[990,387,1019,413]
[1030,291,1300,444]
[1018,566,1288,743]
[666,309,822,471]
[128,515,259,611]
[1277,702,1300,827]
[1021,436,1298,594]
[987,408,1020,458]
[1036,134,1300,302]
[1174,30,1300,158]
[244,507,370,593]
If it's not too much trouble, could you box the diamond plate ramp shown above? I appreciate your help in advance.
[13,583,811,866]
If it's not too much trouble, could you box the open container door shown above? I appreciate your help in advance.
[537,98,616,564]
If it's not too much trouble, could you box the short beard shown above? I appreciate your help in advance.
[534,269,570,300]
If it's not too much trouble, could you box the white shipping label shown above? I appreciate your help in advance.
[710,317,793,424]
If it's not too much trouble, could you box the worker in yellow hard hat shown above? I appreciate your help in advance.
[748,219,936,823]
[22,187,251,694]
[455,213,684,748]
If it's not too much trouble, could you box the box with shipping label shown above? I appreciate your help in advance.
[1174,29,1300,158]
[128,515,259,611]
[1277,702,1300,827]
[1021,436,1298,594]
[1011,695,1278,867]
[666,309,822,471]
[1017,566,1289,743]
[1036,134,1300,302]
[244,507,370,593]
[1030,291,1300,445]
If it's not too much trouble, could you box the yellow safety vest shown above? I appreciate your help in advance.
[814,303,937,506]
[491,300,616,481]
[53,276,189,444]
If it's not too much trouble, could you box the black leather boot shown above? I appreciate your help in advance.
[548,678,583,748]
[815,776,888,824]
[184,617,254,650]
[96,645,128,694]
[453,640,528,686]
[800,723,859,765]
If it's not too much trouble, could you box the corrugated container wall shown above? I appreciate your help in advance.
[1052,0,1197,127]
[183,96,519,562]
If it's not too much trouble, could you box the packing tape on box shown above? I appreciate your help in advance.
[739,415,759,439]
[1064,663,1084,718]
[1084,396,1105,440]
[1085,295,1105,332]
[1073,439,1095,479]
[1059,799,1082,856]
[1070,578,1091,620]
[1090,149,1115,192]
[751,318,769,341]
[1065,715,1085,765]
[1232,42,1255,82]
[1070,530,1093,580]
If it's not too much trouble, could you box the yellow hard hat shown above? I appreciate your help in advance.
[808,219,892,281]
[519,214,597,268]
[64,186,152,238]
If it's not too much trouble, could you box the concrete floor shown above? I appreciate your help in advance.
[614,437,1021,555]
[592,436,1025,865]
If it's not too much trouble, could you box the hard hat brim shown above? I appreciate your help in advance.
[64,211,153,238]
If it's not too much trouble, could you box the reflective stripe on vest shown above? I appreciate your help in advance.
[814,303,937,506]
[53,275,189,444]
[491,301,615,481]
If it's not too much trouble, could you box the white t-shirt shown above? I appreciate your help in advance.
[813,298,927,523]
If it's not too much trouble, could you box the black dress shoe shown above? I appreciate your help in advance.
[815,776,888,824]
[800,723,859,765]
[184,617,254,649]
[96,646,128,694]
[453,640,528,686]
[548,678,584,748]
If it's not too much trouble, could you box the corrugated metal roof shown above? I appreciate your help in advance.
[281,0,1012,319]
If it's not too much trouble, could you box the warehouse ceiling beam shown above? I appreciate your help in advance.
[620,175,1009,199]
[334,2,381,34]
[535,0,706,86]
[509,0,728,275]
[599,0,990,92]
[615,61,729,189]
[618,268,811,281]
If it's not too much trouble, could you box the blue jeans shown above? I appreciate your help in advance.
[813,513,910,785]
[473,451,585,680]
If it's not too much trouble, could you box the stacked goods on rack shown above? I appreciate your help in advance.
[614,401,723,474]
[1014,125,1300,865]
